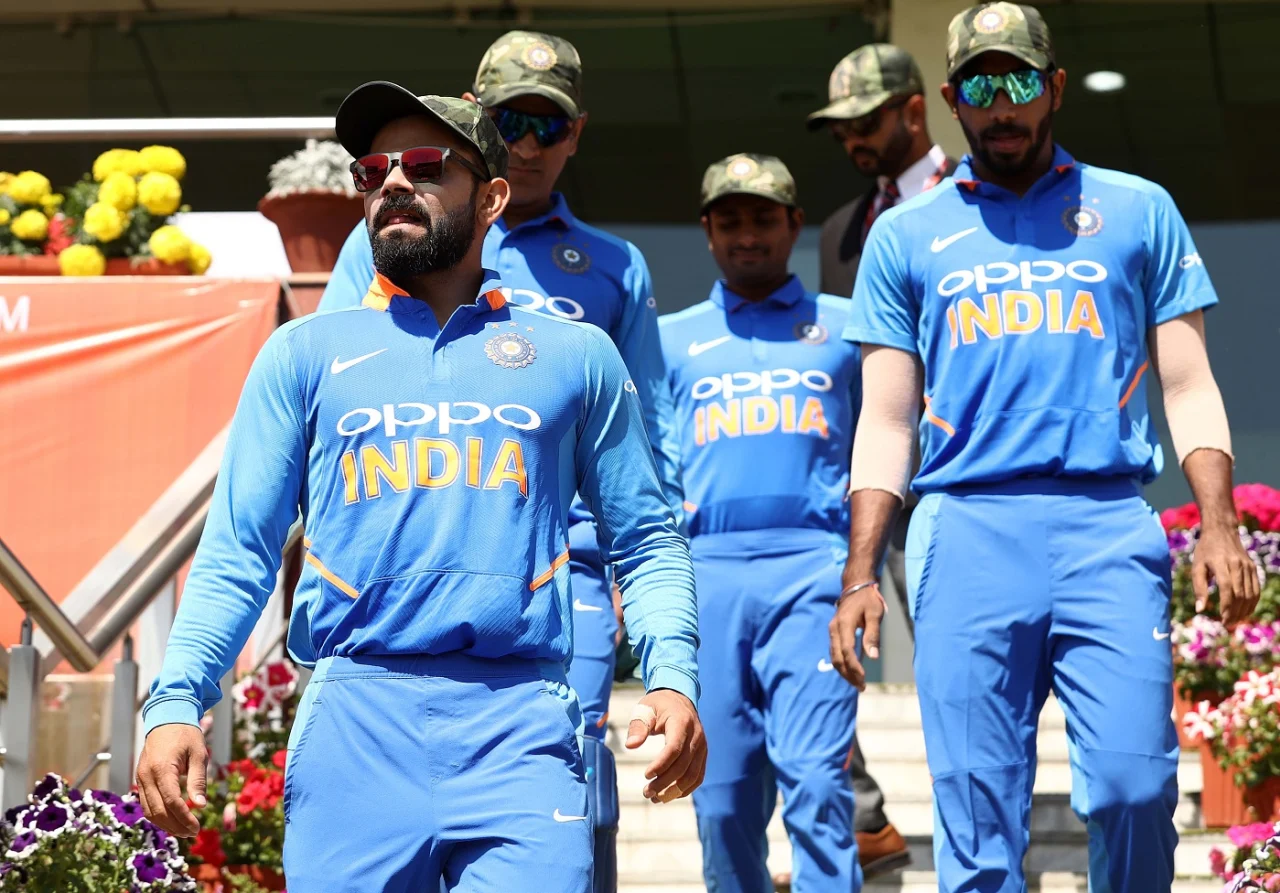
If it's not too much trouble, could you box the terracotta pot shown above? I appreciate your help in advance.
[1174,686,1218,750]
[258,189,364,273]
[1244,775,1280,823]
[190,862,222,892]
[104,257,189,276]
[224,864,286,891]
[0,254,60,275]
[1200,743,1253,828]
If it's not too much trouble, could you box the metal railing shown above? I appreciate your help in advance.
[0,117,336,143]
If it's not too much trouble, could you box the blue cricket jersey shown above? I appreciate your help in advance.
[143,270,699,734]
[844,146,1219,494]
[660,277,861,540]
[319,194,684,529]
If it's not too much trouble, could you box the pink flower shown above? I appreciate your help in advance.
[1210,845,1228,880]
[1161,502,1201,532]
[1229,822,1277,848]
[222,800,237,832]
[1235,484,1280,532]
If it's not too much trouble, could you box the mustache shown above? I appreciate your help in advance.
[373,194,429,230]
[981,123,1032,142]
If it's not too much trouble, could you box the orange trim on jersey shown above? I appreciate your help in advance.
[305,551,360,599]
[530,546,571,592]
[682,500,698,515]
[302,536,312,549]
[923,396,956,437]
[1055,162,1075,174]
[362,272,410,311]
[843,737,857,772]
[955,179,980,192]
[483,288,506,311]
[1118,360,1150,410]
[595,712,610,729]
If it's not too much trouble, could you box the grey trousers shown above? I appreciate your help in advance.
[850,505,914,832]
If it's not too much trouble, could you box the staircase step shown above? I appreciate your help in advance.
[621,877,1225,893]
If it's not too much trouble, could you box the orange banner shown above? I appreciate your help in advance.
[0,277,280,646]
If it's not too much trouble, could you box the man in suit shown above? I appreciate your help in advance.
[783,43,957,882]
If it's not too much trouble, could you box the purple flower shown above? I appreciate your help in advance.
[7,831,37,855]
[30,775,62,803]
[3,805,28,827]
[112,800,145,827]
[88,789,123,807]
[33,803,69,833]
[131,850,172,885]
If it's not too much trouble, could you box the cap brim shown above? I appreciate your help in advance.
[335,81,449,159]
[805,92,893,131]
[947,46,1052,79]
[477,83,580,118]
[700,187,793,213]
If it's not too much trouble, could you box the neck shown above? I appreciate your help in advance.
[972,140,1055,196]
[400,266,485,328]
[503,192,556,230]
[887,134,936,181]
[726,272,790,304]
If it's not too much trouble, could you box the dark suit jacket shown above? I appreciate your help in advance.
[818,156,960,298]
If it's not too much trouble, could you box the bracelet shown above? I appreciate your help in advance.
[838,580,886,608]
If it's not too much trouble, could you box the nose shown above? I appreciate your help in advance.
[507,132,541,161]
[987,90,1019,122]
[380,162,415,195]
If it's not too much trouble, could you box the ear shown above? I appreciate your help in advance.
[700,214,714,250]
[904,94,927,133]
[478,177,511,227]
[939,81,959,119]
[565,112,588,157]
[1050,68,1067,112]
[462,91,480,104]
[789,206,806,230]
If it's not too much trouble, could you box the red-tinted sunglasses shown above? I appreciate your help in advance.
[349,146,490,192]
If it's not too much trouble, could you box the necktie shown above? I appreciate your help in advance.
[862,181,900,247]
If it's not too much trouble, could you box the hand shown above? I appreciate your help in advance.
[135,723,208,837]
[1194,524,1262,627]
[828,585,885,691]
[625,689,706,804]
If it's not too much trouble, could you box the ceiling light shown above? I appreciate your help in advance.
[1083,71,1126,93]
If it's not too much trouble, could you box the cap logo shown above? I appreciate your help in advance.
[520,42,558,72]
[486,332,537,368]
[726,157,759,180]
[975,8,1010,33]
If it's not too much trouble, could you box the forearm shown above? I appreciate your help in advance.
[1183,449,1238,534]
[843,490,902,582]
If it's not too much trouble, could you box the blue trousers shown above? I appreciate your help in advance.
[691,529,861,893]
[282,654,593,892]
[906,478,1179,893]
[567,519,617,740]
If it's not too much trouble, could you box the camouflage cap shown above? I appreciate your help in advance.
[473,30,584,118]
[806,44,924,131]
[700,153,798,213]
[946,3,1055,79]
[335,81,508,180]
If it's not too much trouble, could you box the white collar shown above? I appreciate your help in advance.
[877,144,948,201]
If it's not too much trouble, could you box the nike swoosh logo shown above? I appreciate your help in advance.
[688,335,732,357]
[330,348,388,375]
[930,227,979,253]
[817,659,835,673]
[1153,628,1171,641]
[573,598,603,613]
[553,809,588,823]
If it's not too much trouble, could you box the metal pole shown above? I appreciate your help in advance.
[0,542,98,673]
[108,635,138,794]
[211,672,234,769]
[0,116,336,143]
[2,618,40,809]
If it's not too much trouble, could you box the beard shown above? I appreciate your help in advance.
[961,108,1054,178]
[369,191,477,283]
[850,118,914,178]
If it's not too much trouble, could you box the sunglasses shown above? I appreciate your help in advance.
[831,98,910,140]
[349,146,490,193]
[955,69,1048,108]
[488,107,575,148]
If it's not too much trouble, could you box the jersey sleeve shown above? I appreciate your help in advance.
[841,217,920,353]
[1142,185,1219,327]
[316,223,375,313]
[141,327,309,734]
[575,327,700,705]
[611,244,687,532]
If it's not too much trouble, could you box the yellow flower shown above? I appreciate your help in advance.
[188,242,212,275]
[0,172,12,195]
[149,225,191,264]
[40,194,64,215]
[98,173,137,212]
[9,171,52,206]
[10,209,49,241]
[139,145,187,181]
[83,202,127,243]
[0,209,10,226]
[58,244,106,277]
[92,149,144,182]
[137,172,182,216]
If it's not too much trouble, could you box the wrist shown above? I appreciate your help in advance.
[1200,510,1240,536]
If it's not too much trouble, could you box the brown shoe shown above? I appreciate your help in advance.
[857,823,912,878]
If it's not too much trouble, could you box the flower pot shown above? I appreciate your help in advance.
[225,864,286,891]
[1244,776,1280,823]
[1199,743,1253,828]
[0,255,60,275]
[104,257,190,276]
[258,189,364,274]
[190,862,223,892]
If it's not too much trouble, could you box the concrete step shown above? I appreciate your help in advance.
[620,877,1226,893]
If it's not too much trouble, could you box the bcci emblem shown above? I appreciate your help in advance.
[485,332,537,369]
[552,243,591,274]
[975,8,1010,33]
[1062,206,1104,237]
[520,41,558,71]
[726,157,759,180]
[794,321,828,345]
